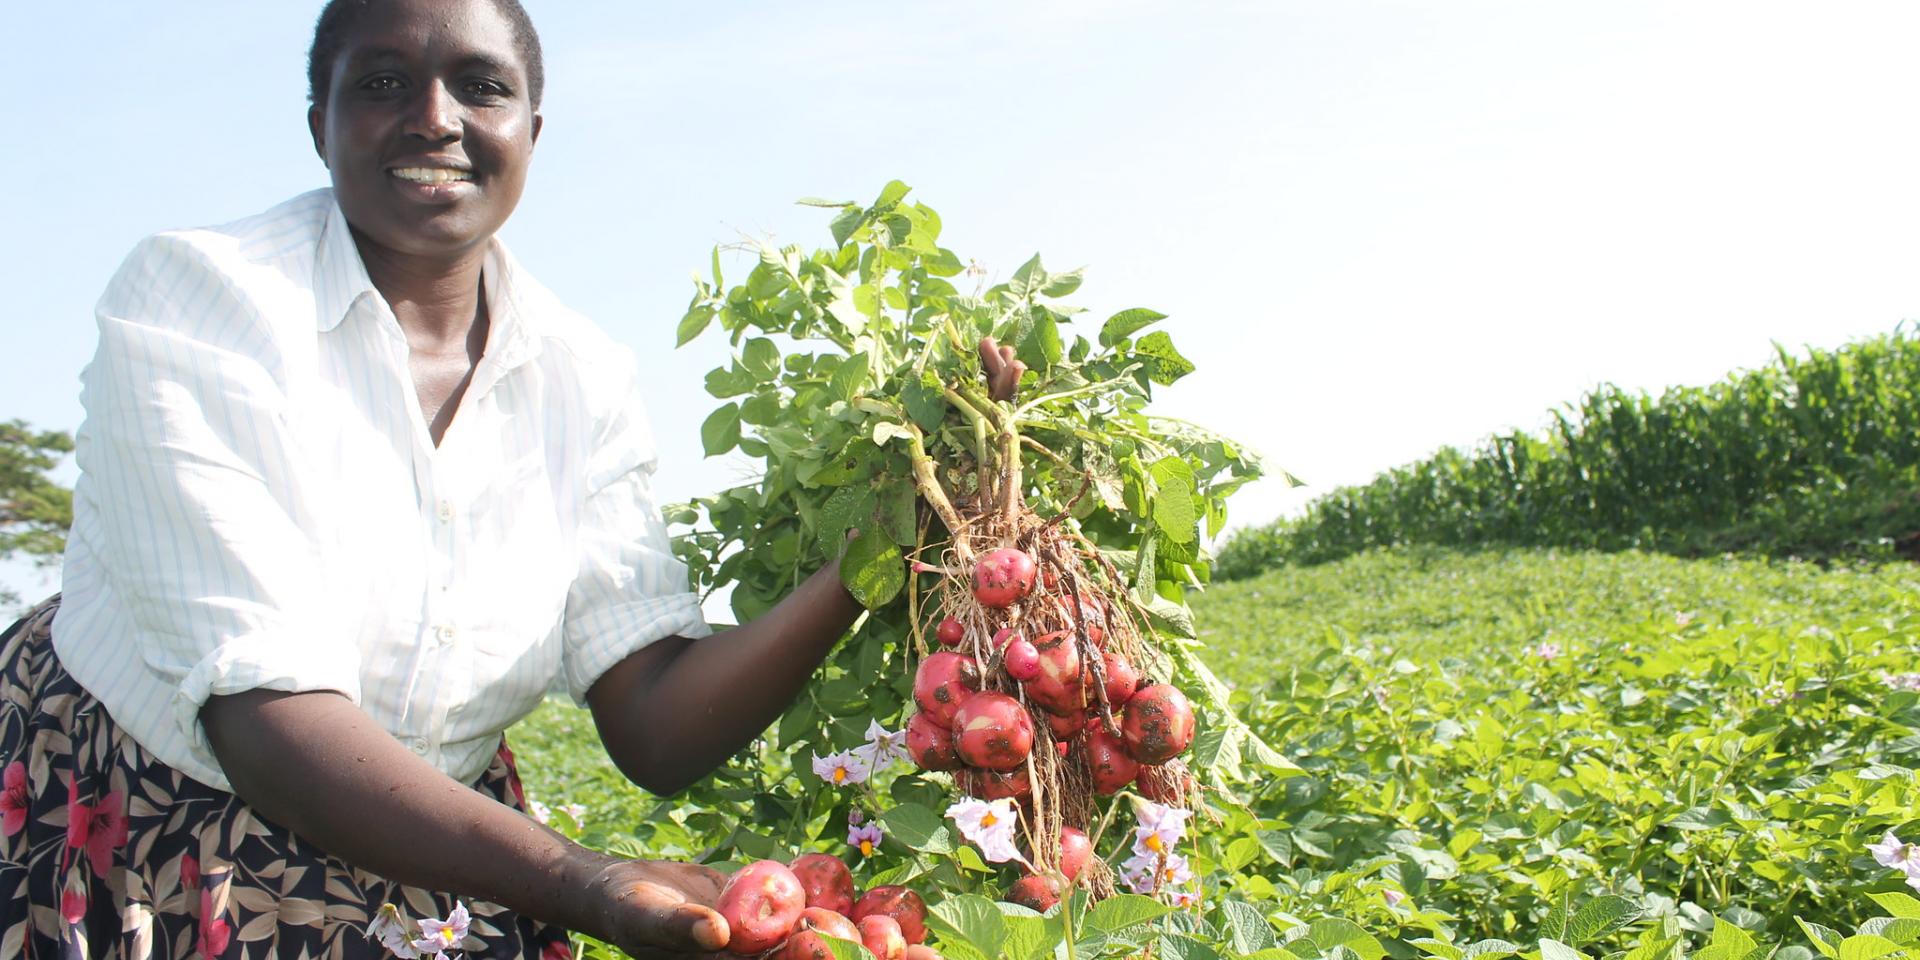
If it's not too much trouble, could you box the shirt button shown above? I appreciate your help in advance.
[435,624,457,645]
[409,737,431,755]
[436,499,454,522]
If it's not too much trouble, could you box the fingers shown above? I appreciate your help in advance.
[613,881,731,954]
[657,861,727,903]
[978,336,1002,374]
[978,336,1026,402]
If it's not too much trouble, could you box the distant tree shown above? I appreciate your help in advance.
[0,420,74,608]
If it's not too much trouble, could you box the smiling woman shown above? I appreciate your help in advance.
[0,1,865,958]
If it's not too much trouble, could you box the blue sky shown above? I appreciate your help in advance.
[4,1,1917,605]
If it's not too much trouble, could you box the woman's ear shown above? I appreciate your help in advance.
[531,112,544,148]
[307,104,329,168]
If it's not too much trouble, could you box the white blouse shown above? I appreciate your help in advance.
[52,189,709,792]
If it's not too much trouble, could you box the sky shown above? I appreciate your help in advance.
[3,1,1917,607]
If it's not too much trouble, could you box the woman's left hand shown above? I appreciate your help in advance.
[587,858,732,959]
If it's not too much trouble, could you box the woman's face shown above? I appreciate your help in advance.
[307,0,541,261]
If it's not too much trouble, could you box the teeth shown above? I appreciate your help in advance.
[391,167,473,184]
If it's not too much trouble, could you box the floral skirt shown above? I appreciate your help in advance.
[0,596,574,959]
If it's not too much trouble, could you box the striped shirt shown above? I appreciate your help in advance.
[52,189,709,792]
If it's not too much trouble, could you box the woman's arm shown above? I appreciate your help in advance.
[585,560,864,795]
[201,690,730,958]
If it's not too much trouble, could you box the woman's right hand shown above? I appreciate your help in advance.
[585,858,732,959]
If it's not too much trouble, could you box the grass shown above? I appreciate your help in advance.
[1196,545,1920,677]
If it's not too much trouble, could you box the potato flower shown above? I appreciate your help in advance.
[1120,857,1157,895]
[1129,800,1192,858]
[1870,831,1920,872]
[853,720,911,773]
[848,822,884,857]
[366,903,420,959]
[811,750,871,787]
[411,903,471,960]
[945,797,1023,864]
[1156,852,1194,890]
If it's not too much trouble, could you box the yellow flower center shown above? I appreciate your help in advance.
[1146,834,1164,853]
[981,811,998,828]
[439,928,456,944]
[860,840,873,857]
[834,767,847,784]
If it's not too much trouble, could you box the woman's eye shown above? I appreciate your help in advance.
[361,76,402,92]
[465,80,509,99]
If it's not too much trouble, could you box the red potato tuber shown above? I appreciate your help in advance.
[913,652,980,727]
[1005,874,1062,912]
[906,711,963,771]
[852,886,928,945]
[956,766,1031,800]
[972,548,1037,608]
[787,853,855,916]
[1058,826,1092,883]
[780,908,861,960]
[952,692,1034,770]
[716,860,807,955]
[935,617,964,647]
[1023,631,1087,715]
[1086,728,1140,795]
[903,947,943,960]
[1121,683,1196,764]
[1100,651,1141,707]
[1002,637,1042,681]
[859,915,908,960]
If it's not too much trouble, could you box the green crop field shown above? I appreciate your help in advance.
[1217,331,1920,579]
[511,546,1920,957]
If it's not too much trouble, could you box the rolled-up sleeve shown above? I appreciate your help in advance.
[560,361,710,704]
[78,235,359,757]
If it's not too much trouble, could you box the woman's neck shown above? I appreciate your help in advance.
[354,233,491,357]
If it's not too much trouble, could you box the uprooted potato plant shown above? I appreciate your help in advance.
[665,180,1294,934]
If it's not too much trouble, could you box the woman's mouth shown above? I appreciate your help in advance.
[390,167,474,184]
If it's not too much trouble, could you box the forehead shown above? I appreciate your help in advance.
[332,0,524,73]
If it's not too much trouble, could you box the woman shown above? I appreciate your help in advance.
[0,0,859,957]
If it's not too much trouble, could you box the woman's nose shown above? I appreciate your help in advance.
[406,81,461,142]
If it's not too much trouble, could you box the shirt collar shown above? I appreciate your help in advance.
[312,192,542,372]
[313,197,375,334]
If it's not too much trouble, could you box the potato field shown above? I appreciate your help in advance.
[507,185,1920,960]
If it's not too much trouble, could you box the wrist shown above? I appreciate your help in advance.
[818,555,860,612]
[554,846,627,941]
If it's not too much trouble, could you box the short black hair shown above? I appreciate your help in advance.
[306,0,545,109]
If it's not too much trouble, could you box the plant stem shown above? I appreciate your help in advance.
[973,415,991,496]
[1061,890,1078,960]
[1011,367,1139,420]
[952,380,1006,430]
[941,385,995,493]
[1019,434,1075,470]
[943,384,1003,431]
[1001,419,1023,527]
[905,425,974,561]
